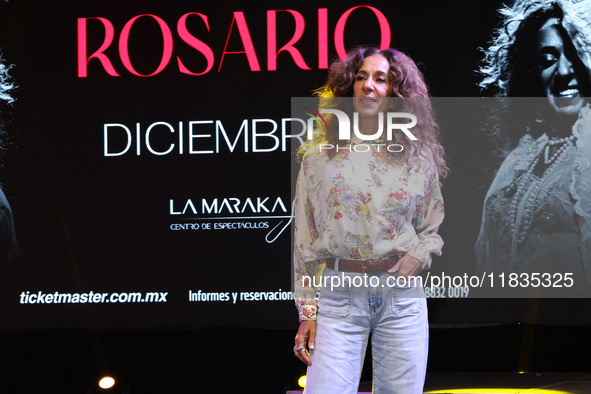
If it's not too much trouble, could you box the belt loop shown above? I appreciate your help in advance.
[334,258,339,272]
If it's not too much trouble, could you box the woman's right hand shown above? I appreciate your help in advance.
[294,320,316,366]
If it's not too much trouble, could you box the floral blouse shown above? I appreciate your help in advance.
[293,146,445,321]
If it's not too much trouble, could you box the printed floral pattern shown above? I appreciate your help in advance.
[327,173,373,223]
[344,232,373,260]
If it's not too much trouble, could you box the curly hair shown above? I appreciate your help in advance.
[308,46,448,179]
[0,54,15,104]
[0,51,15,159]
[480,0,564,96]
[477,0,591,156]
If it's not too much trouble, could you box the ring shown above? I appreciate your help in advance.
[294,345,305,352]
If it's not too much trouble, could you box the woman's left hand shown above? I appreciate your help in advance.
[387,255,422,278]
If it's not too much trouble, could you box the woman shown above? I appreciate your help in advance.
[292,46,447,393]
[476,0,591,286]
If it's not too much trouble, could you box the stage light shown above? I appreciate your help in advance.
[298,375,307,388]
[425,389,572,393]
[98,376,115,390]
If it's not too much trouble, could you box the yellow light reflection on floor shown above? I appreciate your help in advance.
[298,375,307,388]
[98,376,115,390]
[426,389,572,393]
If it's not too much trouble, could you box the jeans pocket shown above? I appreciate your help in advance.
[391,286,423,316]
[318,280,351,318]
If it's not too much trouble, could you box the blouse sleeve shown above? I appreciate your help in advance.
[293,161,323,321]
[406,160,445,269]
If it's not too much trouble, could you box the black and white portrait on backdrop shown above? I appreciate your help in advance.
[476,0,591,289]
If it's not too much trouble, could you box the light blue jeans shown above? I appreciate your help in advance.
[304,267,428,394]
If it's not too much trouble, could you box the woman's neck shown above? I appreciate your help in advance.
[544,113,577,139]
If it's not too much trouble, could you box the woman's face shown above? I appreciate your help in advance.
[353,54,391,118]
[537,17,586,116]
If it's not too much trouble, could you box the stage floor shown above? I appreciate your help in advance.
[287,372,591,393]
